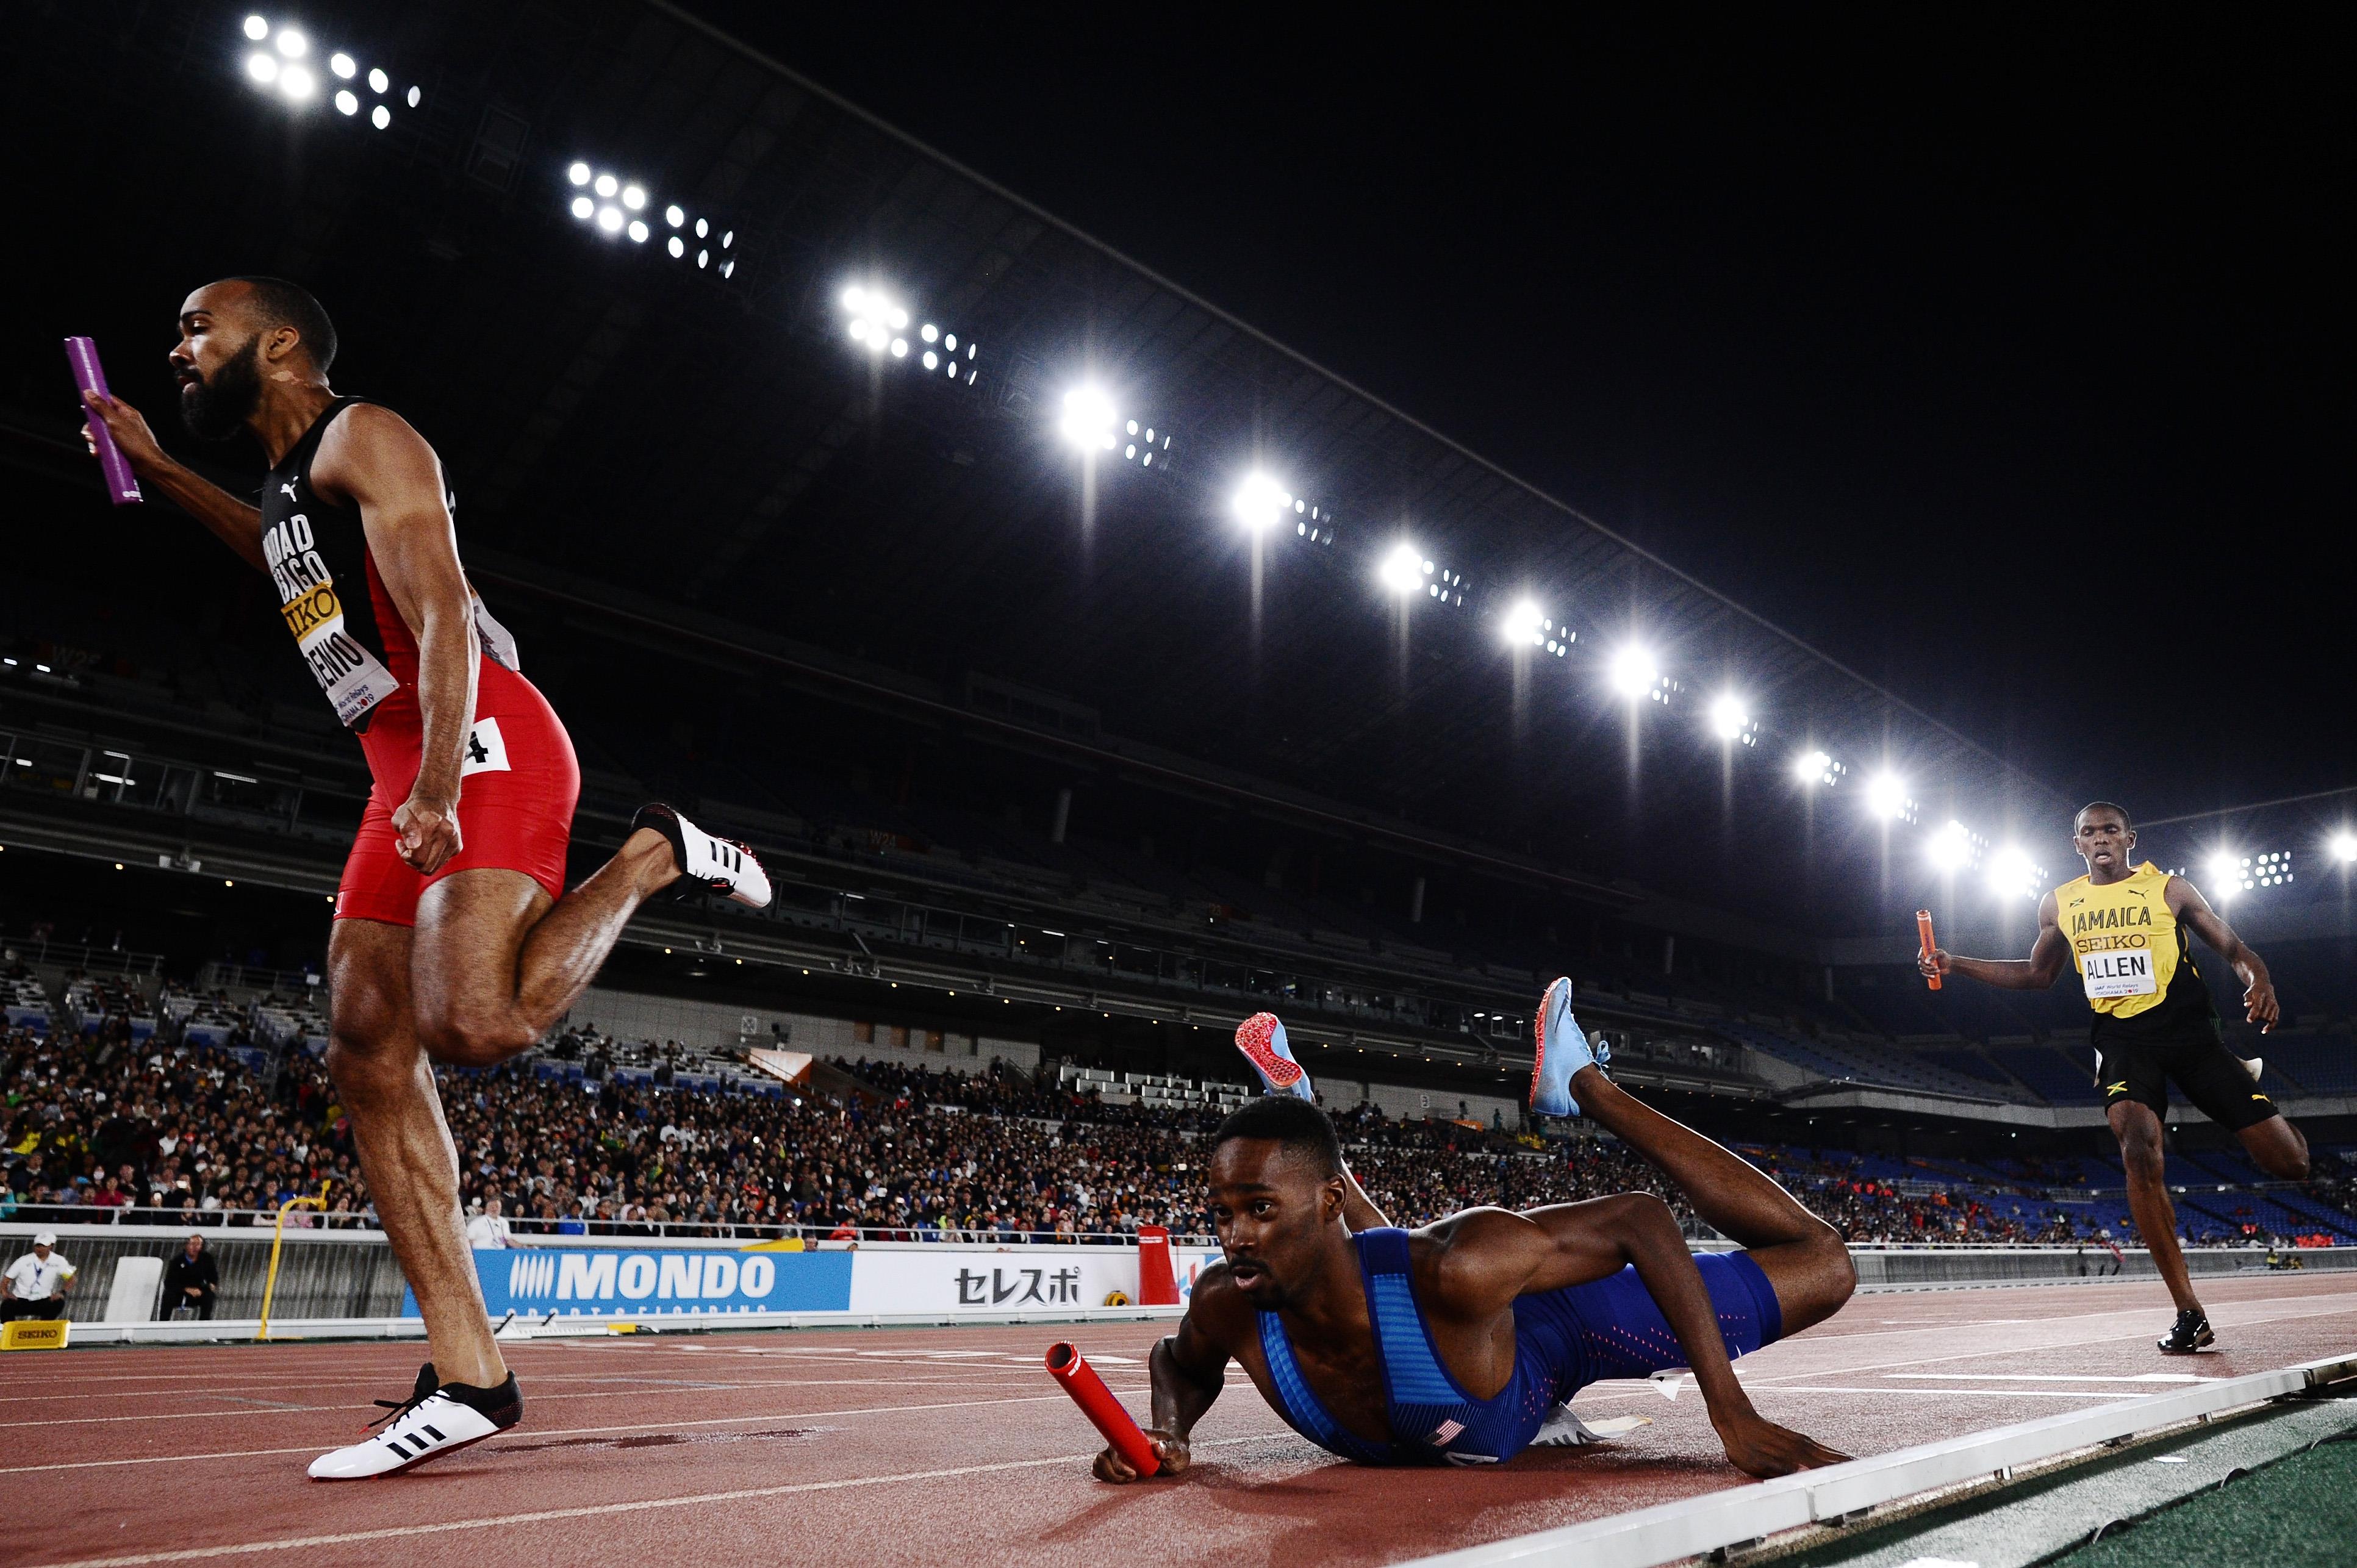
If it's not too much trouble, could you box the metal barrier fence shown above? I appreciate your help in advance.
[5,1222,2344,1326]
[1,1227,407,1323]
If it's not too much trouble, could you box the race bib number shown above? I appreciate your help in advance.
[2079,946,2156,999]
[460,717,511,778]
[267,511,399,726]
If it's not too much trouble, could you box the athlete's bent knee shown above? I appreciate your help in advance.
[417,1003,538,1069]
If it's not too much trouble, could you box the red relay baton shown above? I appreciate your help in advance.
[1917,909,1941,991]
[1046,1341,1159,1477]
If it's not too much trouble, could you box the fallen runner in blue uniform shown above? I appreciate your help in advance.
[1092,987,1857,1481]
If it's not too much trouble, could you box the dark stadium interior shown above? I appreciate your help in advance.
[5,7,2356,1565]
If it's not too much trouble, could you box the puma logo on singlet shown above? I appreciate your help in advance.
[279,480,298,500]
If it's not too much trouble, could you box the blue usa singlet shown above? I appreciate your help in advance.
[1255,1227,1782,1466]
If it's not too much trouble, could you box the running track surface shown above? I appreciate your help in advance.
[8,1272,2355,1567]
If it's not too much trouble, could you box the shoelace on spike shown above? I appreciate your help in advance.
[367,1387,436,1432]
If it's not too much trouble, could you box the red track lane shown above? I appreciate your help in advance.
[8,1272,2353,1567]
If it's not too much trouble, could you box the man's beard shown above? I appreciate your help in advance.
[179,334,265,441]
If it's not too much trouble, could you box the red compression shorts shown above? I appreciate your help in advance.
[334,661,581,925]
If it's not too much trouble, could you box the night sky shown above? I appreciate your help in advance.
[708,8,2353,822]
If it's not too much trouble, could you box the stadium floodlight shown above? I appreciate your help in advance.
[568,162,592,186]
[1059,387,1119,451]
[274,27,307,56]
[1607,645,1658,700]
[667,235,684,259]
[1865,772,1912,821]
[370,104,390,130]
[2330,829,2357,865]
[595,206,623,233]
[246,52,279,85]
[1379,542,1424,595]
[2205,853,2241,895]
[329,52,355,79]
[626,220,648,243]
[1706,693,1749,742]
[243,15,269,41]
[1232,473,1290,531]
[1926,820,1975,872]
[665,204,684,227]
[334,89,357,115]
[368,67,389,94]
[2248,850,2292,889]
[1987,845,2041,900]
[594,173,618,197]
[1502,600,1546,648]
[621,184,647,211]
[278,63,315,101]
[1792,748,1833,784]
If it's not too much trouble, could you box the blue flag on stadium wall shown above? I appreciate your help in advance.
[405,1248,854,1317]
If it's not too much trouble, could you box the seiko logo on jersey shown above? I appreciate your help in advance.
[262,508,400,726]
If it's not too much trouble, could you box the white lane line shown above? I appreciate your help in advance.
[0,1388,1161,1473]
[1887,1372,2215,1383]
[24,1434,1300,1566]
[1749,1385,2145,1400]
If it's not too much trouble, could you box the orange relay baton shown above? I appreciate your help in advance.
[1917,909,1941,990]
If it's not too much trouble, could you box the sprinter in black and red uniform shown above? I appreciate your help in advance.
[81,276,770,1479]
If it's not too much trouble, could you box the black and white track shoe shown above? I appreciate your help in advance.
[2157,1308,2215,1355]
[308,1363,522,1480]
[633,803,772,910]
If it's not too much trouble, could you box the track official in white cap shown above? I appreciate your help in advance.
[2,1232,76,1321]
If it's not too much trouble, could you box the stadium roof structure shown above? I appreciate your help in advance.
[10,0,2072,933]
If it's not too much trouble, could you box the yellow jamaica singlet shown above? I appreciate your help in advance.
[2053,861,2220,1043]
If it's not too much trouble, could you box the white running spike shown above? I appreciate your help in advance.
[307,1389,502,1480]
[672,808,772,909]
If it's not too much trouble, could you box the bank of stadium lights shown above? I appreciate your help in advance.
[1791,749,1845,788]
[1864,772,1918,825]
[1609,645,1676,704]
[239,16,415,130]
[1706,693,1757,746]
[570,164,737,277]
[2330,830,2357,866]
[838,286,981,380]
[1231,473,1334,540]
[1986,845,2044,900]
[1925,819,1987,874]
[2209,851,2294,895]
[1502,600,1571,657]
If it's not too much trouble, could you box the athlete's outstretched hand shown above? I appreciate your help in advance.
[79,389,170,478]
[1713,1411,1850,1478]
[393,792,461,875]
[2242,975,2280,1033]
[1091,1428,1189,1484]
[1915,947,1950,983]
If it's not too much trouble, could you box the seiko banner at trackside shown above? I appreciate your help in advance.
[407,1244,1228,1319]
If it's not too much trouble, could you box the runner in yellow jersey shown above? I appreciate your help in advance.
[1918,801,2309,1353]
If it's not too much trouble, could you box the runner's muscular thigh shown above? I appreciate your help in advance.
[409,867,554,1066]
[326,917,415,1058]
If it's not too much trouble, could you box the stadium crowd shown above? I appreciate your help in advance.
[5,1017,2353,1249]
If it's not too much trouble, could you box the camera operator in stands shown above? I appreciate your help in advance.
[2,1231,76,1320]
[162,1233,218,1319]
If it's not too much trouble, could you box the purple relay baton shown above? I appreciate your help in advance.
[65,336,144,505]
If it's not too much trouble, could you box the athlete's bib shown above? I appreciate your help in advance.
[2078,945,2158,999]
[265,510,400,726]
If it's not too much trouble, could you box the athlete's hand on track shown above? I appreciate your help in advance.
[392,793,461,875]
[78,389,169,477]
[1915,948,1950,983]
[1091,1428,1188,1483]
[1713,1411,1850,1478]
[2243,976,2280,1033]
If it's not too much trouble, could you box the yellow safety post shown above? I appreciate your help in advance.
[256,1182,331,1342]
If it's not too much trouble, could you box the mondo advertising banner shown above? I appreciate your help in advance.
[415,1243,1230,1321]
[409,1247,854,1318]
